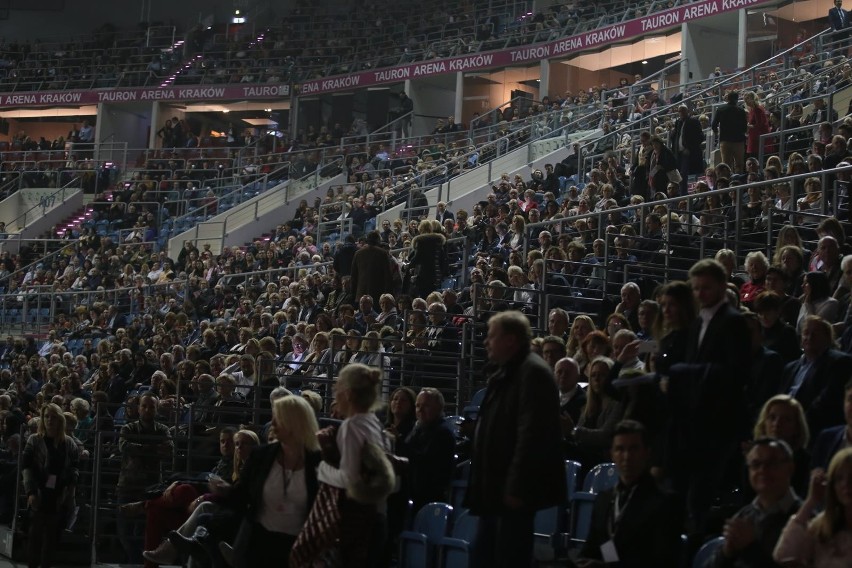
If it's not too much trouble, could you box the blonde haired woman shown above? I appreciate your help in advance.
[752,395,811,497]
[292,363,390,566]
[22,403,80,568]
[774,448,852,566]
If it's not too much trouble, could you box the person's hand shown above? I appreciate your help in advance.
[208,476,231,495]
[560,413,575,438]
[27,494,36,509]
[188,495,205,513]
[723,517,756,554]
[805,468,827,508]
[616,339,641,364]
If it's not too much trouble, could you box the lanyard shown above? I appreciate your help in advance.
[608,485,637,537]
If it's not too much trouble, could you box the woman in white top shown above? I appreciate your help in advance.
[774,448,852,567]
[293,363,389,567]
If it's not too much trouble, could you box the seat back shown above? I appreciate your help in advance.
[565,460,581,500]
[414,502,453,544]
[693,536,724,568]
[582,462,618,493]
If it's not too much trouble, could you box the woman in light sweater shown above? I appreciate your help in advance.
[774,447,852,567]
[292,363,389,567]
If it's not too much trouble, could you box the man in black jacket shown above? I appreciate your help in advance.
[578,420,681,567]
[668,259,751,538]
[711,91,748,174]
[467,310,565,568]
[671,105,705,196]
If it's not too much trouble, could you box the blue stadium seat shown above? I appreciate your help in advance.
[693,536,724,568]
[570,463,619,546]
[533,460,581,561]
[439,509,479,568]
[399,502,453,568]
[461,388,486,421]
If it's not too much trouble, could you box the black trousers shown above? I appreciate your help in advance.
[28,508,65,568]
[248,523,297,568]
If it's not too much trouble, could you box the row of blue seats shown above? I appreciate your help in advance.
[0,307,51,325]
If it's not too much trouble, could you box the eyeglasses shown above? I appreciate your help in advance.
[747,458,789,470]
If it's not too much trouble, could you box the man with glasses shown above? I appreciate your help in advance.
[712,438,801,567]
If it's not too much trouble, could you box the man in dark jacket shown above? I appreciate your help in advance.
[467,310,565,568]
[671,104,705,195]
[711,91,748,174]
[810,378,852,470]
[578,420,681,567]
[333,235,357,277]
[350,230,394,306]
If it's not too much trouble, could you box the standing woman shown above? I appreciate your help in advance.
[407,219,448,300]
[21,403,80,568]
[291,363,391,567]
[744,91,769,160]
[652,281,697,377]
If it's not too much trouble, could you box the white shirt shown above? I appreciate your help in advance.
[698,297,727,347]
[258,464,308,536]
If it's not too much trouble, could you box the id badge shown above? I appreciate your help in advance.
[601,539,620,563]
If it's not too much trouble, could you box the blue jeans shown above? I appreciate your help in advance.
[470,511,535,568]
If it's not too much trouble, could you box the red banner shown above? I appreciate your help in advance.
[299,0,770,95]
[0,83,290,108]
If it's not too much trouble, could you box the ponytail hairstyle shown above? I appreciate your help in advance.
[337,363,383,412]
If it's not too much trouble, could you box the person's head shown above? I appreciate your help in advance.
[70,397,90,421]
[389,387,416,424]
[689,259,728,308]
[541,335,567,369]
[232,429,260,479]
[745,438,795,503]
[38,403,66,438]
[271,394,320,451]
[802,315,834,360]
[812,447,852,542]
[554,357,580,394]
[754,395,810,451]
[335,363,382,416]
[548,308,569,337]
[582,331,611,361]
[415,388,445,425]
[611,420,651,485]
[753,291,785,329]
[745,251,769,282]
[485,311,531,364]
[138,393,158,423]
[620,282,640,310]
[219,427,236,457]
[803,270,832,302]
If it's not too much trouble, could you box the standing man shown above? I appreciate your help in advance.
[711,91,748,174]
[667,259,751,539]
[829,0,851,51]
[467,311,565,568]
[350,230,394,306]
[116,394,173,564]
[671,104,705,196]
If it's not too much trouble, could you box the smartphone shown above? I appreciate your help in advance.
[637,340,659,355]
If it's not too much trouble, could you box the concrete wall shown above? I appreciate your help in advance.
[408,74,458,137]
[682,10,740,82]
[96,102,152,149]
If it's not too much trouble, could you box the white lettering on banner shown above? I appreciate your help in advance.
[40,92,83,104]
[320,75,360,91]
[510,45,551,62]
[4,94,36,105]
[683,1,720,20]
[141,90,176,100]
[97,91,136,102]
[178,87,226,99]
[301,82,320,94]
[242,85,285,97]
[413,61,447,76]
[552,37,584,54]
[583,25,627,47]
[722,0,759,9]
[641,10,681,31]
[449,54,494,71]
[374,67,411,82]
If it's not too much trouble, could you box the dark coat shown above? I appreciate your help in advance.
[465,348,566,515]
[224,443,321,521]
[408,233,448,298]
[671,116,705,173]
[402,420,456,510]
[649,144,679,194]
[810,425,848,471]
[333,242,357,277]
[669,303,751,456]
[560,386,587,425]
[579,473,681,568]
[780,349,852,439]
[350,244,394,305]
[712,102,748,143]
